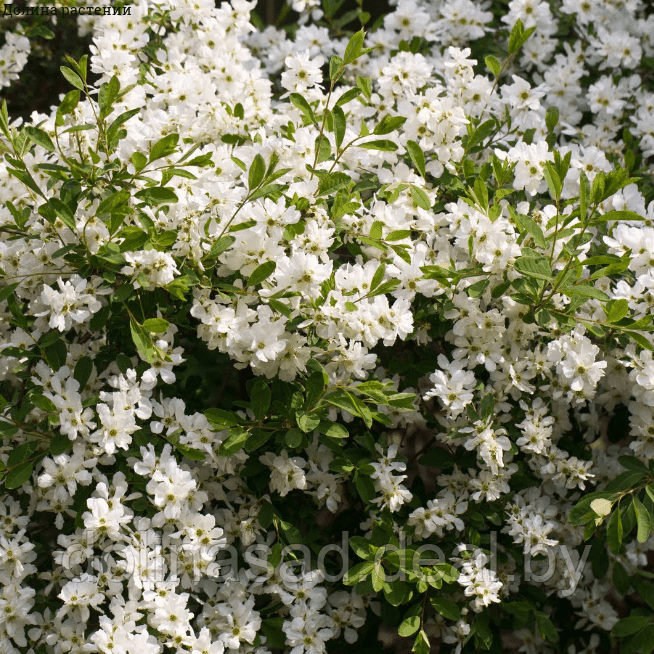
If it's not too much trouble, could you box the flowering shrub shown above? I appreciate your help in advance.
[2,1,654,653]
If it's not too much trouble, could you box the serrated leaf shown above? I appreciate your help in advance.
[250,379,271,421]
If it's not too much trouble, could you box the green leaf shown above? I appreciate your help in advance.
[134,187,178,205]
[318,172,351,196]
[514,212,547,249]
[371,561,385,591]
[328,55,344,83]
[332,105,346,150]
[485,54,501,76]
[543,164,561,201]
[410,185,431,210]
[176,444,206,461]
[355,473,376,503]
[5,461,34,489]
[343,560,374,585]
[358,139,398,151]
[508,19,535,54]
[131,151,147,171]
[343,29,365,64]
[373,114,407,135]
[289,93,316,124]
[412,630,430,654]
[546,106,559,133]
[335,87,361,106]
[569,491,617,525]
[385,229,410,242]
[612,616,651,637]
[318,422,348,439]
[406,140,426,178]
[296,412,321,433]
[60,66,84,91]
[305,371,326,407]
[98,75,120,117]
[607,507,623,555]
[561,284,610,302]
[48,198,76,231]
[45,338,67,371]
[250,379,271,422]
[205,235,235,262]
[129,316,156,364]
[534,611,558,643]
[514,255,552,281]
[142,318,170,334]
[218,427,249,456]
[73,356,93,390]
[247,261,276,287]
[24,126,55,152]
[398,616,421,637]
[7,440,38,467]
[50,431,71,456]
[149,133,179,162]
[285,428,303,448]
[429,597,461,621]
[633,496,652,543]
[248,153,266,190]
[592,209,645,224]
[370,220,383,240]
[204,408,241,427]
[56,90,80,125]
[356,75,372,99]
[607,298,629,323]
[349,536,377,560]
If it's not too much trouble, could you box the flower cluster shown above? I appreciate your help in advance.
[1,0,654,653]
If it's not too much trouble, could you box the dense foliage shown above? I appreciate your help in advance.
[2,1,654,653]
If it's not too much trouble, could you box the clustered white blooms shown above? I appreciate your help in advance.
[0,0,654,653]
[0,28,30,89]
